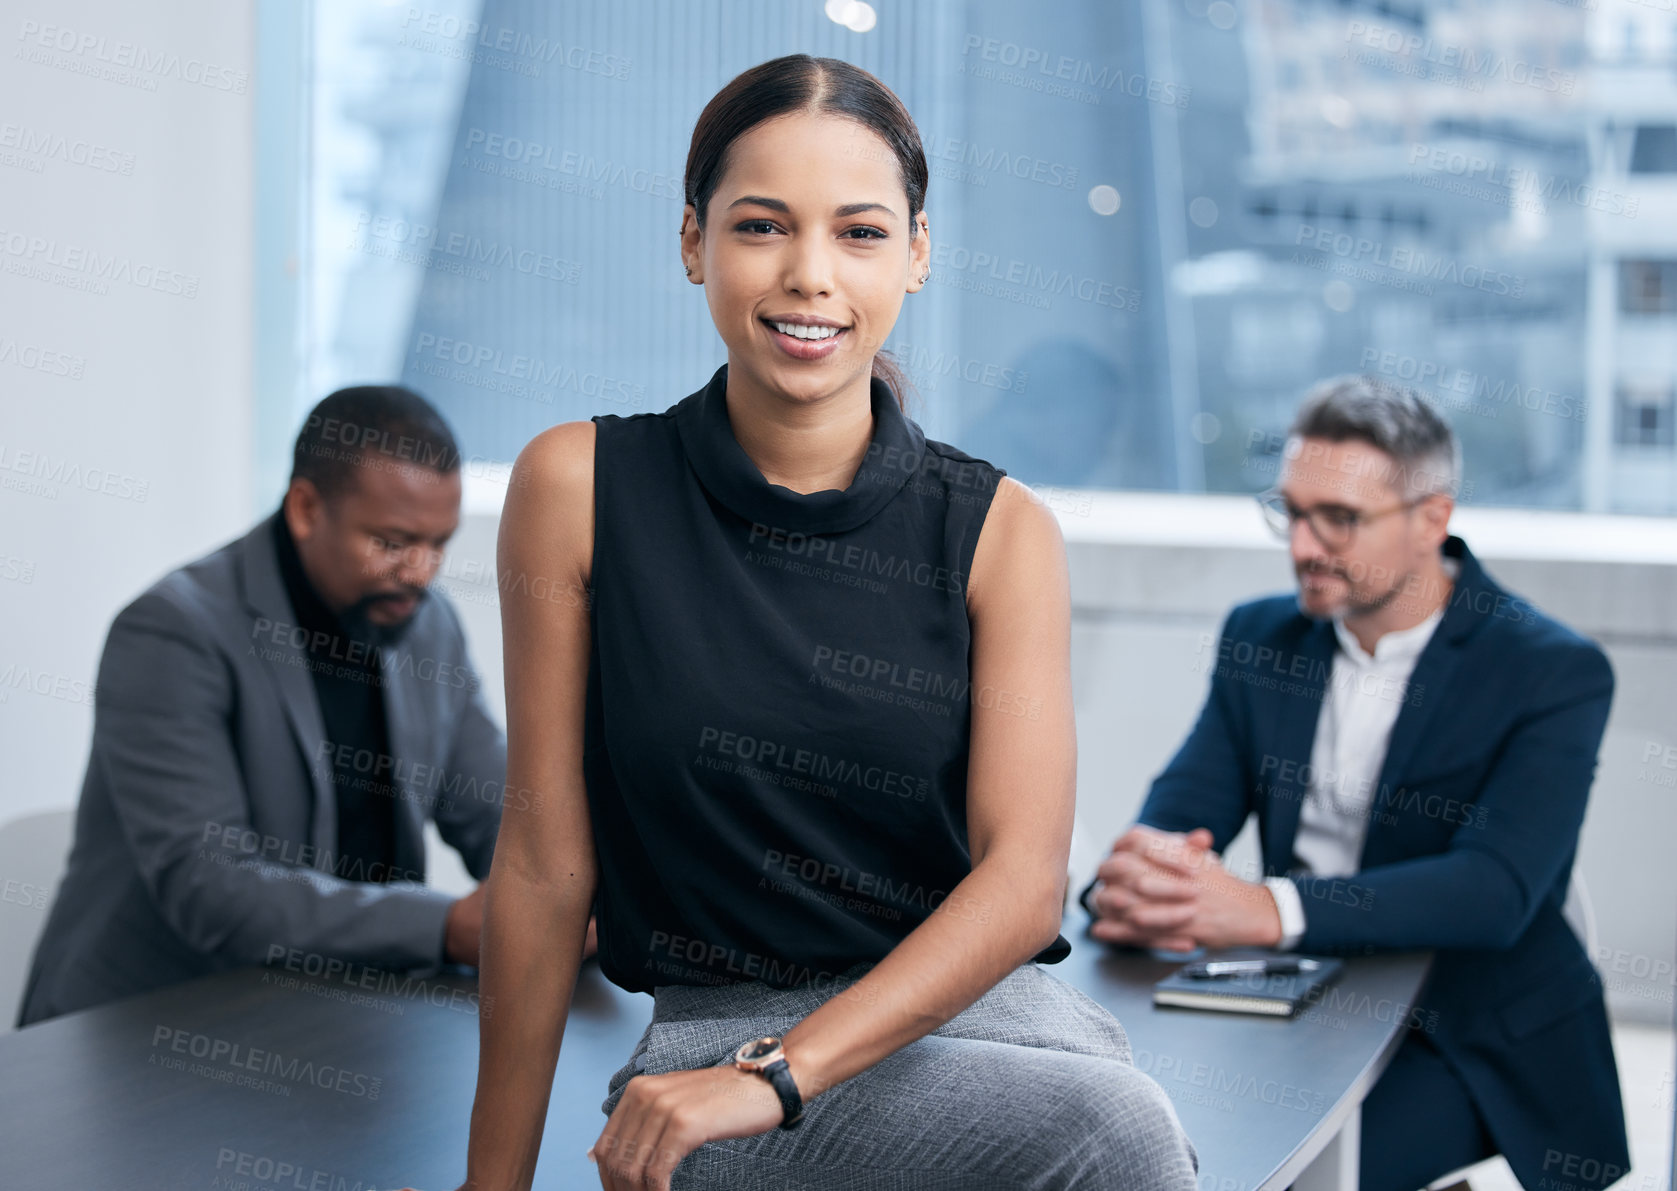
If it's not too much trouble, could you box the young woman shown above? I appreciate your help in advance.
[446,53,1199,1190]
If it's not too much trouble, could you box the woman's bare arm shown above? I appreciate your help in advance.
[458,421,600,1191]
[778,475,1077,1102]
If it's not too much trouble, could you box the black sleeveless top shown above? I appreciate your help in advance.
[583,362,1072,993]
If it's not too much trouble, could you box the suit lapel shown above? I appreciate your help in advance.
[1358,536,1489,870]
[239,512,337,866]
[1356,629,1464,869]
[1262,618,1335,874]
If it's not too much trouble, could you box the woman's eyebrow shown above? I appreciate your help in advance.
[725,195,898,219]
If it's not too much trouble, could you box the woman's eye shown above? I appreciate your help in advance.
[734,221,885,240]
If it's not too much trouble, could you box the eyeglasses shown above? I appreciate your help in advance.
[1255,489,1424,551]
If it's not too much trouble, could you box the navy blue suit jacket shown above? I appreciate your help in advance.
[1078,535,1629,1189]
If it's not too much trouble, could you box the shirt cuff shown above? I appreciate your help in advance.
[1264,877,1306,951]
[1077,875,1101,919]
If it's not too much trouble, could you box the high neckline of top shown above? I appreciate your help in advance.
[673,362,926,535]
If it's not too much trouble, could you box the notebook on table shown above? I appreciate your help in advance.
[1152,956,1344,1018]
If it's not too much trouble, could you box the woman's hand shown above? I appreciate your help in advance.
[588,1063,785,1189]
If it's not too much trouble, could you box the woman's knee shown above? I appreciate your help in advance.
[1053,1065,1200,1188]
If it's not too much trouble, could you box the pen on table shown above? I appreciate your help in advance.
[1179,957,1320,979]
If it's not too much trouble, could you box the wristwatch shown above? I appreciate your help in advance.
[733,1035,804,1128]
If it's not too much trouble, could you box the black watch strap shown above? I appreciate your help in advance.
[1077,874,1100,918]
[760,1057,804,1128]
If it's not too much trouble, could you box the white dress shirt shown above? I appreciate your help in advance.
[1265,557,1459,949]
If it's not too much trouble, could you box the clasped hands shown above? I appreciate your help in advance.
[1087,825,1282,952]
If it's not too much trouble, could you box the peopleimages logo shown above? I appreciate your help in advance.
[1360,348,1586,422]
[1342,20,1575,95]
[348,213,581,285]
[928,240,1142,312]
[0,336,85,379]
[264,944,482,1015]
[1405,143,1638,219]
[213,1148,381,1191]
[1294,225,1525,298]
[746,522,967,594]
[0,442,148,501]
[885,339,1028,394]
[761,847,991,923]
[411,332,643,406]
[810,643,1043,720]
[696,725,930,802]
[917,129,1081,191]
[15,20,250,93]
[0,228,199,298]
[149,1026,382,1099]
[0,122,135,175]
[461,127,679,200]
[958,34,1191,108]
[249,616,479,692]
[398,8,631,79]
[644,930,880,1001]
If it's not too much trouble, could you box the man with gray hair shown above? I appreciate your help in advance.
[1079,375,1629,1190]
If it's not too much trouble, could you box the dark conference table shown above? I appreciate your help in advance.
[0,922,1430,1191]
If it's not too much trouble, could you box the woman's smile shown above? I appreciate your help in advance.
[760,316,852,359]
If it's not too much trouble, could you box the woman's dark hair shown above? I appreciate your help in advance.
[685,54,927,414]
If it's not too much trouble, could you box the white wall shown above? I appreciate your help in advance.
[0,0,256,956]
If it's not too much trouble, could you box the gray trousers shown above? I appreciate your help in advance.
[600,959,1201,1189]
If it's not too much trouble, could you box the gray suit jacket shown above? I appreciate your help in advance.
[17,511,506,1026]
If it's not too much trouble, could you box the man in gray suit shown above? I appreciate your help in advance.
[18,385,587,1025]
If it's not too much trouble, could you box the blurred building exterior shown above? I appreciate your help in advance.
[286,0,1677,516]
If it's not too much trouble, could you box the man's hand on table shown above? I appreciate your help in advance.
[1087,825,1282,952]
[443,886,485,964]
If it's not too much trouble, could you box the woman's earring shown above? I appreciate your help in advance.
[684,265,692,276]
[919,271,929,284]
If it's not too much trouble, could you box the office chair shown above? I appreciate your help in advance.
[0,809,74,1030]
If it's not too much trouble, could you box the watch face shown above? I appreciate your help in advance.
[737,1036,781,1063]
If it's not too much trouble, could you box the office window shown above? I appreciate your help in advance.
[1620,261,1677,316]
[268,0,1677,515]
[1616,381,1676,449]
[1629,124,1677,174]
